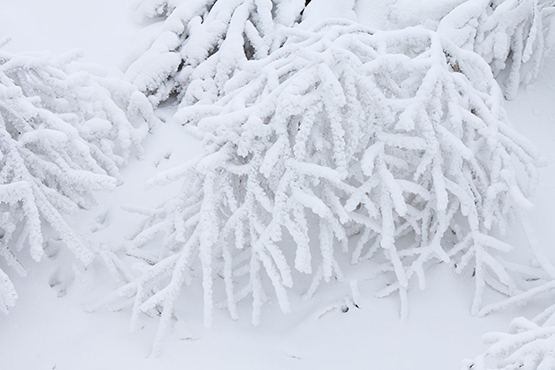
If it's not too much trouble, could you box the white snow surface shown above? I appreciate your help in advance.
[1,1,555,370]
[0,0,140,68]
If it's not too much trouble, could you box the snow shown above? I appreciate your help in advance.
[0,0,140,68]
[302,0,358,27]
[1,1,555,370]
[0,252,530,369]
[354,0,466,30]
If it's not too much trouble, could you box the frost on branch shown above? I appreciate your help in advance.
[126,0,306,106]
[438,0,555,99]
[0,48,157,313]
[463,316,555,370]
[108,20,552,353]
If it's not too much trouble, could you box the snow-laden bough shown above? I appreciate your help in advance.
[438,0,555,100]
[126,0,306,106]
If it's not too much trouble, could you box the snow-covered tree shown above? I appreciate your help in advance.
[0,47,157,313]
[125,0,306,106]
[104,18,555,354]
[438,0,555,99]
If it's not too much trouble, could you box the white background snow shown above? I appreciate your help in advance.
[1,1,555,369]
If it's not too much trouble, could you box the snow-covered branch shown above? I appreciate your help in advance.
[464,316,555,369]
[127,0,555,105]
[0,49,157,313]
[126,0,306,106]
[439,0,555,99]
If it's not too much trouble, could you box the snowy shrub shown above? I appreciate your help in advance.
[0,48,157,313]
[105,19,555,354]
[126,0,306,106]
[463,316,555,369]
[439,0,555,99]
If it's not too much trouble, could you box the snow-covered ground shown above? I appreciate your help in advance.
[1,1,555,370]
[0,0,139,68]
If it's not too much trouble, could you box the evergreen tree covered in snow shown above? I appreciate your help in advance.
[0,48,157,313]
[109,19,555,353]
[438,0,555,99]
[126,0,306,106]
